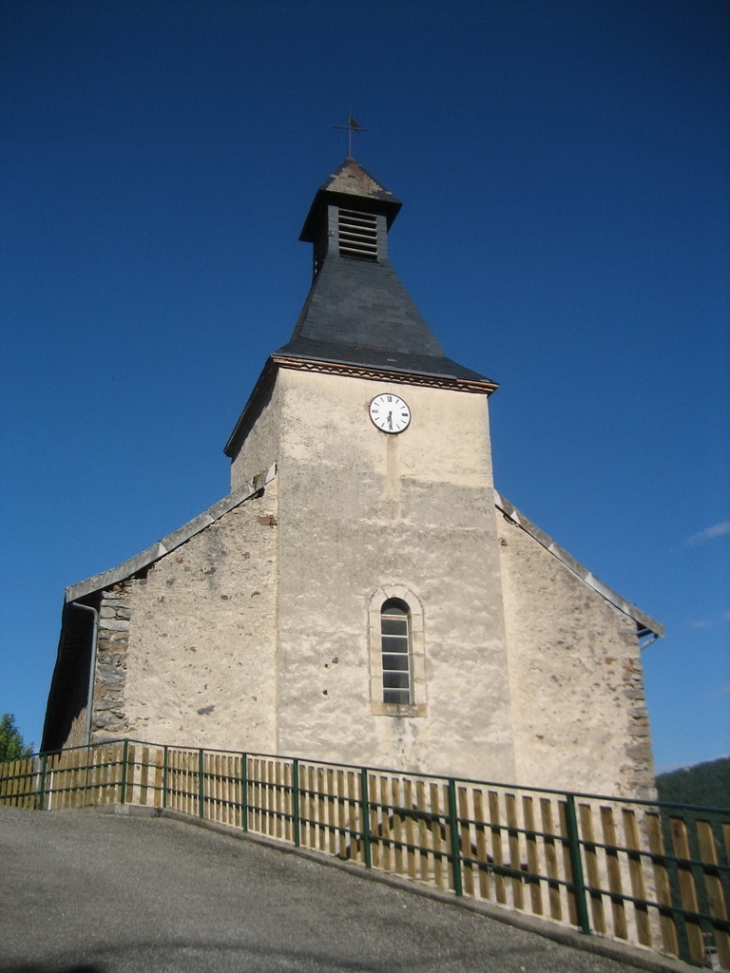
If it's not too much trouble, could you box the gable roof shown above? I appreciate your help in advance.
[62,465,662,640]
[64,465,276,602]
[495,491,663,641]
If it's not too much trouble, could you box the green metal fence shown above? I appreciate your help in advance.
[1,739,728,970]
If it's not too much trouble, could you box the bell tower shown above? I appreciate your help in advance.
[224,159,516,781]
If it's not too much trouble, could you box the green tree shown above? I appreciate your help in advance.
[0,714,34,762]
[656,756,730,809]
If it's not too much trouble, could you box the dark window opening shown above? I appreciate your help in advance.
[338,209,378,261]
[381,599,411,704]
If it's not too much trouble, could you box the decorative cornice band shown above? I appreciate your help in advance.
[271,355,498,394]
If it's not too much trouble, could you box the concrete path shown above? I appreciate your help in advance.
[0,805,684,973]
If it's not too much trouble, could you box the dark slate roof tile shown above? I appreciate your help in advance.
[280,254,494,384]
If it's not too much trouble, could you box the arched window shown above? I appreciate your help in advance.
[381,599,411,704]
[368,585,426,716]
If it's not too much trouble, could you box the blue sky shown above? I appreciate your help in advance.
[1,0,728,774]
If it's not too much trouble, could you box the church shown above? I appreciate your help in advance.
[42,158,662,799]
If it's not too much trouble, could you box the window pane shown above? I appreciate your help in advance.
[383,671,410,690]
[382,654,409,671]
[381,599,411,706]
[381,635,408,654]
[381,617,408,636]
[384,689,410,704]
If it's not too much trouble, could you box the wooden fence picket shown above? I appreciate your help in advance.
[430,782,445,889]
[2,742,729,970]
[368,774,380,869]
[671,816,705,965]
[489,791,507,904]
[404,778,416,879]
[380,775,392,872]
[696,819,730,970]
[206,751,213,819]
[579,803,606,934]
[106,745,117,805]
[324,767,333,853]
[391,777,403,874]
[302,764,311,847]
[601,806,627,939]
[558,800,579,927]
[458,786,474,898]
[622,808,652,946]
[540,798,562,921]
[263,758,272,834]
[416,780,429,883]
[505,793,524,910]
[473,789,490,901]
[249,757,259,832]
[259,759,268,834]
[154,748,163,809]
[523,796,543,916]
[346,771,359,861]
[335,769,346,859]
[139,746,149,807]
[644,811,679,956]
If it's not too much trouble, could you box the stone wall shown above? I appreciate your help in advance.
[91,482,279,753]
[91,583,134,740]
[270,368,516,783]
[497,509,655,798]
[77,362,656,799]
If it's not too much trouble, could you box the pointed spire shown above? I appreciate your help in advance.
[225,159,497,458]
[274,160,496,390]
[300,157,402,245]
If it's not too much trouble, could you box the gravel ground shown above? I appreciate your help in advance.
[0,805,684,973]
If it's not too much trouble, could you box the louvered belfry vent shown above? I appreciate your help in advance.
[313,230,327,278]
[338,208,378,261]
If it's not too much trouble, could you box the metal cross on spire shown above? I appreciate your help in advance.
[334,112,366,158]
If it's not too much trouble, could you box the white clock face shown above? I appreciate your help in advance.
[369,393,411,434]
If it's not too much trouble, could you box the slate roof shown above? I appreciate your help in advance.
[299,157,402,242]
[280,157,496,387]
[275,255,493,385]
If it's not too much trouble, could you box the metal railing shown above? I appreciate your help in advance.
[1,739,728,970]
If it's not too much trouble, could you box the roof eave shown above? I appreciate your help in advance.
[271,352,499,395]
[65,466,277,603]
[223,358,278,459]
[495,491,664,639]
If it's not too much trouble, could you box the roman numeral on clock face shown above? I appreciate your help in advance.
[369,394,411,434]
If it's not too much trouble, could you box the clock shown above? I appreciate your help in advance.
[369,393,411,434]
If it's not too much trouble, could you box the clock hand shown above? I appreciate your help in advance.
[387,411,393,429]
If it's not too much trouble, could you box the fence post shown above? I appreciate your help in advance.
[241,753,248,832]
[162,745,168,809]
[120,739,129,805]
[38,753,48,811]
[564,793,591,935]
[292,759,300,848]
[360,767,372,870]
[198,748,205,819]
[448,778,464,897]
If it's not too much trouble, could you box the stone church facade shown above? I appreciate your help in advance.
[43,159,662,798]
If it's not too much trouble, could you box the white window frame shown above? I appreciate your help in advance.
[368,585,426,717]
